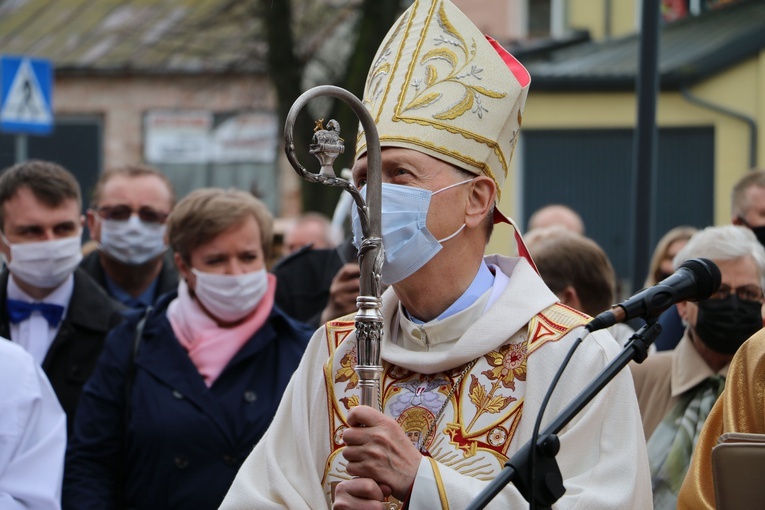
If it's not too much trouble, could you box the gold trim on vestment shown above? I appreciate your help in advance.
[428,456,450,509]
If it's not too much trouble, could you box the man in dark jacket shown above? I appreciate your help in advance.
[0,160,123,433]
[82,164,178,308]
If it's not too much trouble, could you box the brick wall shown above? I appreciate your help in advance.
[53,73,302,218]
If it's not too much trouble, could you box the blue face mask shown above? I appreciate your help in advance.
[351,180,472,285]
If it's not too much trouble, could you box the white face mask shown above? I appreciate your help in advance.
[191,268,268,323]
[351,179,471,285]
[100,215,167,265]
[1,234,83,289]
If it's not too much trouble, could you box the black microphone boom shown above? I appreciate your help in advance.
[585,257,721,332]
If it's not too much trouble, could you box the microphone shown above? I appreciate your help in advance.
[585,257,721,332]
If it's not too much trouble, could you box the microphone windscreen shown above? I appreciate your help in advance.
[679,258,721,301]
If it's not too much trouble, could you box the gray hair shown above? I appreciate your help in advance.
[673,225,765,287]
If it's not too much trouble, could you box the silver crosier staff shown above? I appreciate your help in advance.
[284,85,384,411]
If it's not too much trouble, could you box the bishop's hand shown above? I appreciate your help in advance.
[340,405,422,501]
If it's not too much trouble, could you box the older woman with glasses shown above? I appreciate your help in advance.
[630,224,765,510]
[63,188,314,510]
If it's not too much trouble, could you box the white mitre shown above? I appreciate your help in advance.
[355,0,531,199]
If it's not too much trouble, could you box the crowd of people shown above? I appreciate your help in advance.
[2,1,765,509]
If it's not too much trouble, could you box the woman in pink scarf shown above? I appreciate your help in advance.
[64,189,314,510]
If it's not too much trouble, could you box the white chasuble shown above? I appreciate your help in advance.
[219,256,652,510]
[322,301,589,507]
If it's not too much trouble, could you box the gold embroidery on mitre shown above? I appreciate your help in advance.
[356,0,529,198]
[364,9,410,113]
[402,5,507,122]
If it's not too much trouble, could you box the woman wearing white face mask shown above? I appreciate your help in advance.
[64,188,314,510]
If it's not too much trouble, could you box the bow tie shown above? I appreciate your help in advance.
[7,299,65,327]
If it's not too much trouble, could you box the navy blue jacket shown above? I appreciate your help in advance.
[63,292,313,510]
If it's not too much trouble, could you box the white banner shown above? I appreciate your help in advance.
[144,110,278,164]
[144,111,212,164]
[211,112,278,163]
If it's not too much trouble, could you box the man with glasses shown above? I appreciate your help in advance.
[630,224,765,510]
[82,164,178,308]
[0,160,123,433]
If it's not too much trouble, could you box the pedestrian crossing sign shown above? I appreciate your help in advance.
[0,56,54,135]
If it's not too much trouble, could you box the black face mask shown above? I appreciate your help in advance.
[737,216,765,248]
[749,225,765,248]
[693,295,763,355]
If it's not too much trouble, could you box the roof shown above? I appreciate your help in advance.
[0,0,267,74]
[518,0,765,91]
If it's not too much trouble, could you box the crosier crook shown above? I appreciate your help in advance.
[284,85,384,411]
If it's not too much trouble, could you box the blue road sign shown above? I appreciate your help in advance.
[0,55,54,135]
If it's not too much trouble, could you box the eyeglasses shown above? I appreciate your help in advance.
[95,205,169,224]
[708,283,764,303]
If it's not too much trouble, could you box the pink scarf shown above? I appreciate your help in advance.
[167,274,277,387]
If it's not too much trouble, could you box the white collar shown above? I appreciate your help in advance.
[396,287,493,351]
[381,255,558,374]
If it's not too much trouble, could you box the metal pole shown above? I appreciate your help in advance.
[630,0,661,294]
[15,134,28,163]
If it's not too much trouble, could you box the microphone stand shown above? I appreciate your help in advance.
[466,320,662,510]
